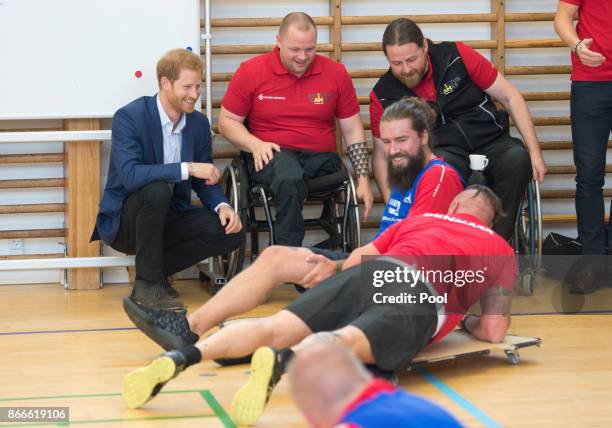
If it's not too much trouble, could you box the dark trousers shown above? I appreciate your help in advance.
[571,82,612,255]
[247,149,341,246]
[111,182,242,282]
[435,134,532,240]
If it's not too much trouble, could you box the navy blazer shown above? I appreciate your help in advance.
[92,95,227,245]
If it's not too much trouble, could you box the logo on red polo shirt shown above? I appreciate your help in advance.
[257,93,286,101]
[308,92,334,105]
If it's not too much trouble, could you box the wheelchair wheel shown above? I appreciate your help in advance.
[513,180,542,272]
[216,161,247,280]
[341,173,361,253]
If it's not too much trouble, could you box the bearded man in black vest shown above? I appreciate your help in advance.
[370,18,547,240]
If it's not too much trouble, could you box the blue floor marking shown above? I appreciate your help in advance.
[416,368,502,428]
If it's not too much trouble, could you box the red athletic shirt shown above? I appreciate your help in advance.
[561,0,612,81]
[409,159,464,217]
[369,42,499,138]
[372,212,515,343]
[222,47,360,152]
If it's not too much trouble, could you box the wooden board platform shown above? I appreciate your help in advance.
[409,330,542,368]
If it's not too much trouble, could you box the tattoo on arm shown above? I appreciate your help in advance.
[481,286,513,315]
[348,142,370,178]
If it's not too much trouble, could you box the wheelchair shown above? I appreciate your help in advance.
[513,179,542,295]
[469,161,542,296]
[213,152,361,282]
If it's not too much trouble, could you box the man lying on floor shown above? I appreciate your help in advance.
[122,185,516,425]
[121,96,464,351]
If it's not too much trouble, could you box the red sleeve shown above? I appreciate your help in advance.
[372,220,402,254]
[369,90,384,138]
[335,64,361,119]
[455,42,499,91]
[495,244,517,292]
[409,164,464,217]
[221,62,254,117]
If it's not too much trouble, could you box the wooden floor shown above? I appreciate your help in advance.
[1,277,611,427]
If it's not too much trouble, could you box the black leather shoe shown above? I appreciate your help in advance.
[131,279,184,310]
[162,277,180,298]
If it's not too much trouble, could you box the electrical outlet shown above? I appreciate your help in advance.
[8,239,24,255]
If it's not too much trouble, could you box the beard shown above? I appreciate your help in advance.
[387,147,426,193]
[167,91,196,114]
[396,62,428,88]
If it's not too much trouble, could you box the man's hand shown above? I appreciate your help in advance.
[299,253,338,288]
[576,39,606,68]
[252,141,281,172]
[218,205,242,234]
[530,151,547,182]
[356,176,373,220]
[190,163,221,185]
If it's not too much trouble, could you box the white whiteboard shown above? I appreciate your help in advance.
[0,0,200,119]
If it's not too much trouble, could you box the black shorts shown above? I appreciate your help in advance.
[285,259,438,371]
[309,246,348,261]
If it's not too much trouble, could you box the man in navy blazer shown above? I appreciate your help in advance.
[92,49,242,309]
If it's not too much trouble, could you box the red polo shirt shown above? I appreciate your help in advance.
[561,0,612,81]
[369,42,499,138]
[222,47,360,152]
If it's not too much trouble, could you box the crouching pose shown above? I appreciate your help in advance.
[122,186,515,425]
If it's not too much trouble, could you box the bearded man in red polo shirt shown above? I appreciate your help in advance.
[218,12,373,246]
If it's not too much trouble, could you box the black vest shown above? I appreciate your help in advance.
[372,42,508,151]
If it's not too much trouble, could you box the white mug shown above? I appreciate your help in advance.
[469,154,489,171]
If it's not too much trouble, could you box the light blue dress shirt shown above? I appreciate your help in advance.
[156,94,229,213]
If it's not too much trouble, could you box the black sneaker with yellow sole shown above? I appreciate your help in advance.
[122,350,187,409]
[123,297,198,350]
[230,347,285,426]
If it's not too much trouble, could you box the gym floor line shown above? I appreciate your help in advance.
[0,319,502,427]
[416,368,501,428]
[0,389,235,428]
[4,282,611,427]
[0,327,137,336]
[0,370,497,428]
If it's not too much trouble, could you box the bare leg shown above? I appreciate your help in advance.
[292,326,375,365]
[194,310,312,361]
[188,246,316,335]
